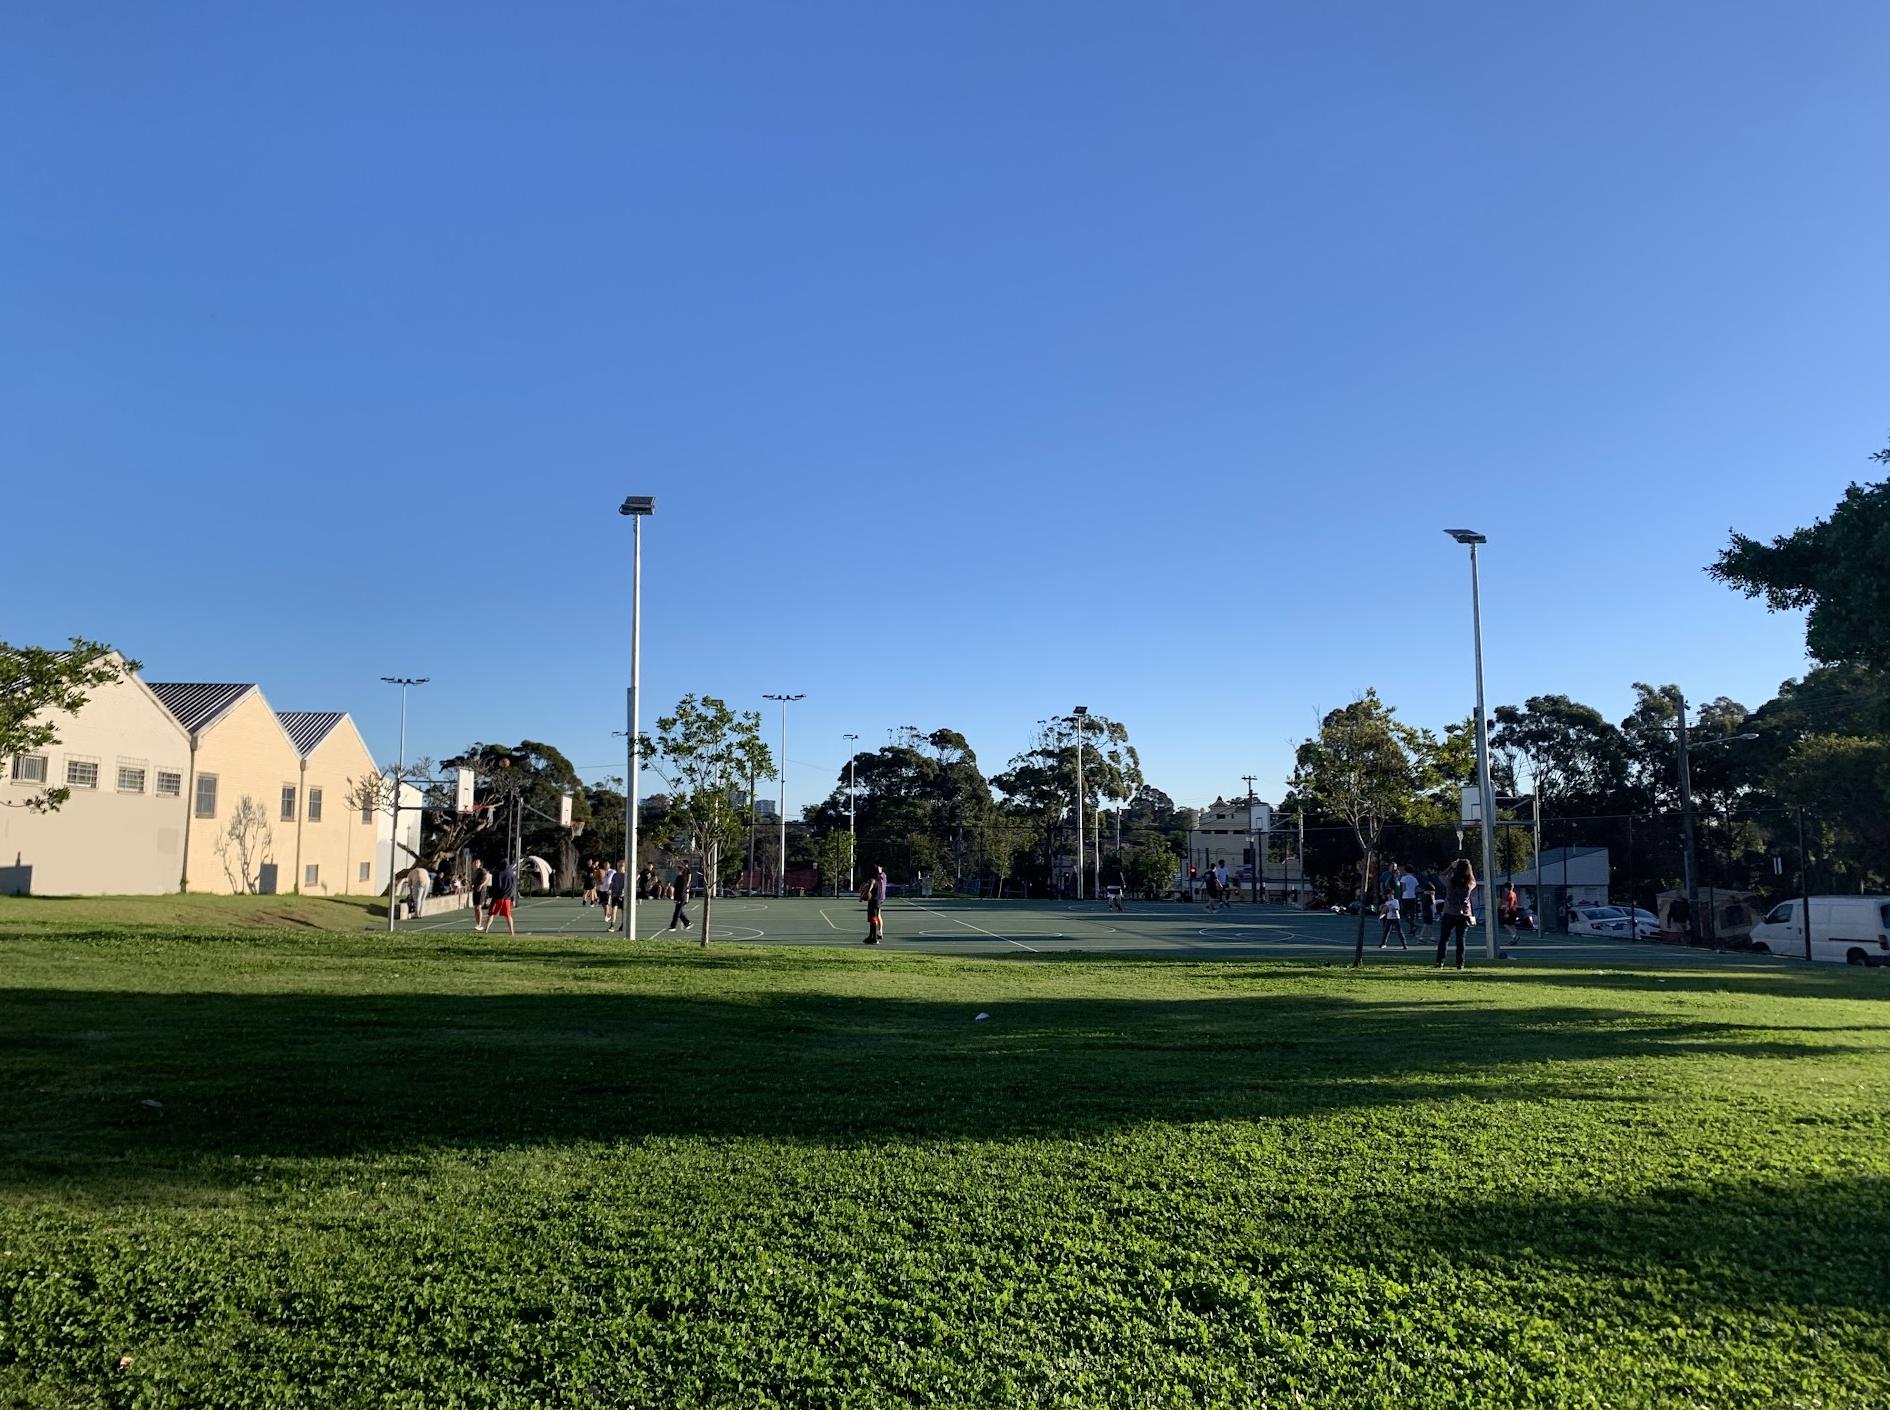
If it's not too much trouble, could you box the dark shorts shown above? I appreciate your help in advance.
[867,898,882,917]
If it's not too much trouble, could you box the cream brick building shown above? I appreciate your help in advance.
[1,655,192,895]
[275,711,383,896]
[149,683,307,894]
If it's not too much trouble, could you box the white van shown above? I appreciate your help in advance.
[1749,896,1890,966]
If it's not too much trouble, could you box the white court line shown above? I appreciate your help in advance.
[900,902,1039,953]
[817,909,840,930]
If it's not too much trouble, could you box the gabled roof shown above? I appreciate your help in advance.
[276,711,349,757]
[148,683,257,737]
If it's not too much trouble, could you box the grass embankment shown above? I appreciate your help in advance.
[2,934,1887,1407]
[0,892,381,937]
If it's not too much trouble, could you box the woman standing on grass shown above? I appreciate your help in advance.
[1437,858,1475,970]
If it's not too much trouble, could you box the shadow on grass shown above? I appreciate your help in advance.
[1403,1175,1890,1320]
[1,985,1877,1191]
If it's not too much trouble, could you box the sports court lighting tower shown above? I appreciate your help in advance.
[1066,706,1089,900]
[380,676,428,934]
[620,495,654,940]
[1445,530,1500,962]
[843,732,860,892]
[764,693,804,896]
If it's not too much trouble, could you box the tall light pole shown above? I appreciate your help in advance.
[1065,706,1089,900]
[380,676,428,934]
[764,693,803,896]
[619,495,653,939]
[1669,694,1757,943]
[1241,773,1260,903]
[1445,530,1500,962]
[843,732,859,892]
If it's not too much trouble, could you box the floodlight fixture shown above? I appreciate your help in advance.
[620,496,655,516]
[1444,529,1487,545]
[381,676,429,687]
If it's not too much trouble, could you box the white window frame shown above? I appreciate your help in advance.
[280,785,297,823]
[304,863,320,887]
[155,770,182,798]
[307,786,323,823]
[65,756,100,790]
[195,774,219,819]
[10,754,48,785]
[358,860,372,882]
[116,760,148,794]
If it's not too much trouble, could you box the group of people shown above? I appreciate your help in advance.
[1202,862,1237,910]
[578,859,697,935]
[1369,858,1522,968]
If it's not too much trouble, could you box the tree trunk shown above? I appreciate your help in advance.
[699,842,713,948]
[1353,831,1375,966]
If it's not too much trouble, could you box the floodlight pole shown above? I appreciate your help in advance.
[1067,707,1089,900]
[1242,774,1260,903]
[380,676,427,934]
[1445,532,1500,962]
[619,496,653,940]
[844,732,859,892]
[764,694,803,896]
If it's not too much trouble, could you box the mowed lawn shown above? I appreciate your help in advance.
[2,934,1887,1408]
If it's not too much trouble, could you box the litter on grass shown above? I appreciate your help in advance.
[974,1012,990,1022]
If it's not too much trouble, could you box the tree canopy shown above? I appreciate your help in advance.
[1709,441,1890,669]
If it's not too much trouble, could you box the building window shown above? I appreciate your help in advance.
[358,861,371,882]
[156,771,182,798]
[280,785,297,822]
[308,787,323,822]
[65,758,100,790]
[361,801,374,824]
[304,864,320,887]
[10,755,48,784]
[195,774,219,819]
[117,764,147,793]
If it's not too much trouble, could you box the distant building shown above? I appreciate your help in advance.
[0,654,192,895]
[276,711,383,896]
[1187,796,1273,876]
[1507,847,1611,912]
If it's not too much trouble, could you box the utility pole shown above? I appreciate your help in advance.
[1677,690,1699,943]
[1241,774,1260,903]
[844,732,859,893]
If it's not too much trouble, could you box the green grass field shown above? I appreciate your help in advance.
[3,931,1887,1407]
[0,892,382,936]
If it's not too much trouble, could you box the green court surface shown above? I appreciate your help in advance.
[403,895,1792,967]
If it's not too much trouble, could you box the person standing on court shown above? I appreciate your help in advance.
[608,863,627,935]
[470,858,491,933]
[1436,857,1476,970]
[487,856,519,937]
[861,864,887,944]
[1399,864,1419,920]
[599,862,619,931]
[1214,861,1231,905]
[668,866,693,932]
[1378,889,1410,949]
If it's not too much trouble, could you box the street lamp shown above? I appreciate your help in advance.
[1444,529,1500,962]
[763,693,804,896]
[843,732,860,892]
[619,495,654,939]
[380,675,428,934]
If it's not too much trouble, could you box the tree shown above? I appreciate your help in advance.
[431,742,590,883]
[990,712,1142,895]
[1289,692,1422,964]
[215,795,276,893]
[640,695,775,945]
[1770,734,1890,892]
[1709,444,1890,669]
[810,829,854,897]
[806,726,993,890]
[0,640,135,812]
[1491,696,1630,814]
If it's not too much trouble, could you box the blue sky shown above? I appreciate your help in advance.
[5,2,1886,811]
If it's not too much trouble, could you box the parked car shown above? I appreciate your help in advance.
[1749,896,1890,966]
[1568,904,1661,940]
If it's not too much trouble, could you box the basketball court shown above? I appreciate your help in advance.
[398,896,1789,967]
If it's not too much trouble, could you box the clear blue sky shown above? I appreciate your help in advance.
[6,2,1886,810]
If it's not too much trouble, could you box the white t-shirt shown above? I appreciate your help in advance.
[1215,866,1229,888]
[1381,896,1401,918]
[1400,871,1418,900]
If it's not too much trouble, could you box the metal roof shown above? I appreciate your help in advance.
[276,711,349,757]
[147,683,256,737]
